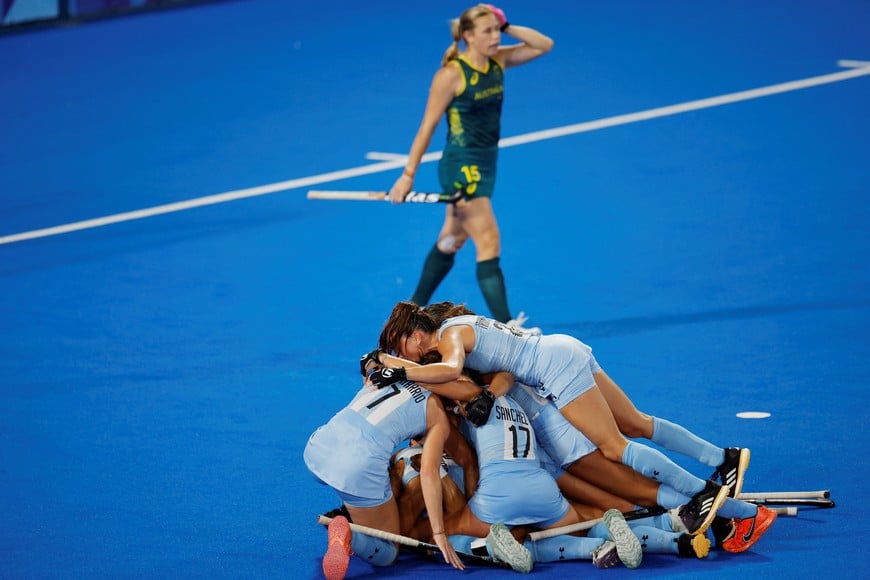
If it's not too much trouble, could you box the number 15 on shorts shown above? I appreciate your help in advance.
[460,165,480,195]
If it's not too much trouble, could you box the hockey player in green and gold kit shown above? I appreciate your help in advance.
[388,4,552,330]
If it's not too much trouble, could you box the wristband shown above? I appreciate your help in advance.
[500,22,510,32]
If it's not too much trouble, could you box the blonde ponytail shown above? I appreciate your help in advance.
[441,18,462,66]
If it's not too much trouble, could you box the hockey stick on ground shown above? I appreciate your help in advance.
[742,498,835,508]
[316,514,508,568]
[771,507,799,516]
[307,190,463,204]
[528,506,667,541]
[738,490,830,500]
[528,504,802,542]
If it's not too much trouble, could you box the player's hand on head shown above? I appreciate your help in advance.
[485,4,508,29]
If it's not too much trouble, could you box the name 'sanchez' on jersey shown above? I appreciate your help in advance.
[493,403,529,425]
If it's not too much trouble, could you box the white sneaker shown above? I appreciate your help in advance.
[603,509,643,569]
[486,523,534,573]
[506,311,542,336]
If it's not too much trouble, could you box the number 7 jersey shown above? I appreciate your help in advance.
[304,380,433,499]
[346,380,432,443]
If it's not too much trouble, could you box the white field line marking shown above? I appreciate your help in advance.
[2,62,868,246]
[838,59,870,68]
[497,63,870,148]
[364,152,409,161]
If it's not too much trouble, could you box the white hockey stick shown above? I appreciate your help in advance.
[527,504,800,542]
[738,490,830,500]
[316,514,506,567]
[527,506,666,541]
[307,190,463,204]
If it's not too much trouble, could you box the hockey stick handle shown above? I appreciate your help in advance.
[307,190,389,201]
[318,515,430,548]
[316,515,503,567]
[738,490,830,500]
[527,506,666,541]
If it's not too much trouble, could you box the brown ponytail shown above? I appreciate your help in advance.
[423,301,476,325]
[378,301,439,355]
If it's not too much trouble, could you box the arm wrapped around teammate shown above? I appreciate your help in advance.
[370,366,407,388]
[465,389,495,427]
[359,348,383,376]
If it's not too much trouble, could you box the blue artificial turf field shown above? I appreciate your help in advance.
[1,1,868,577]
